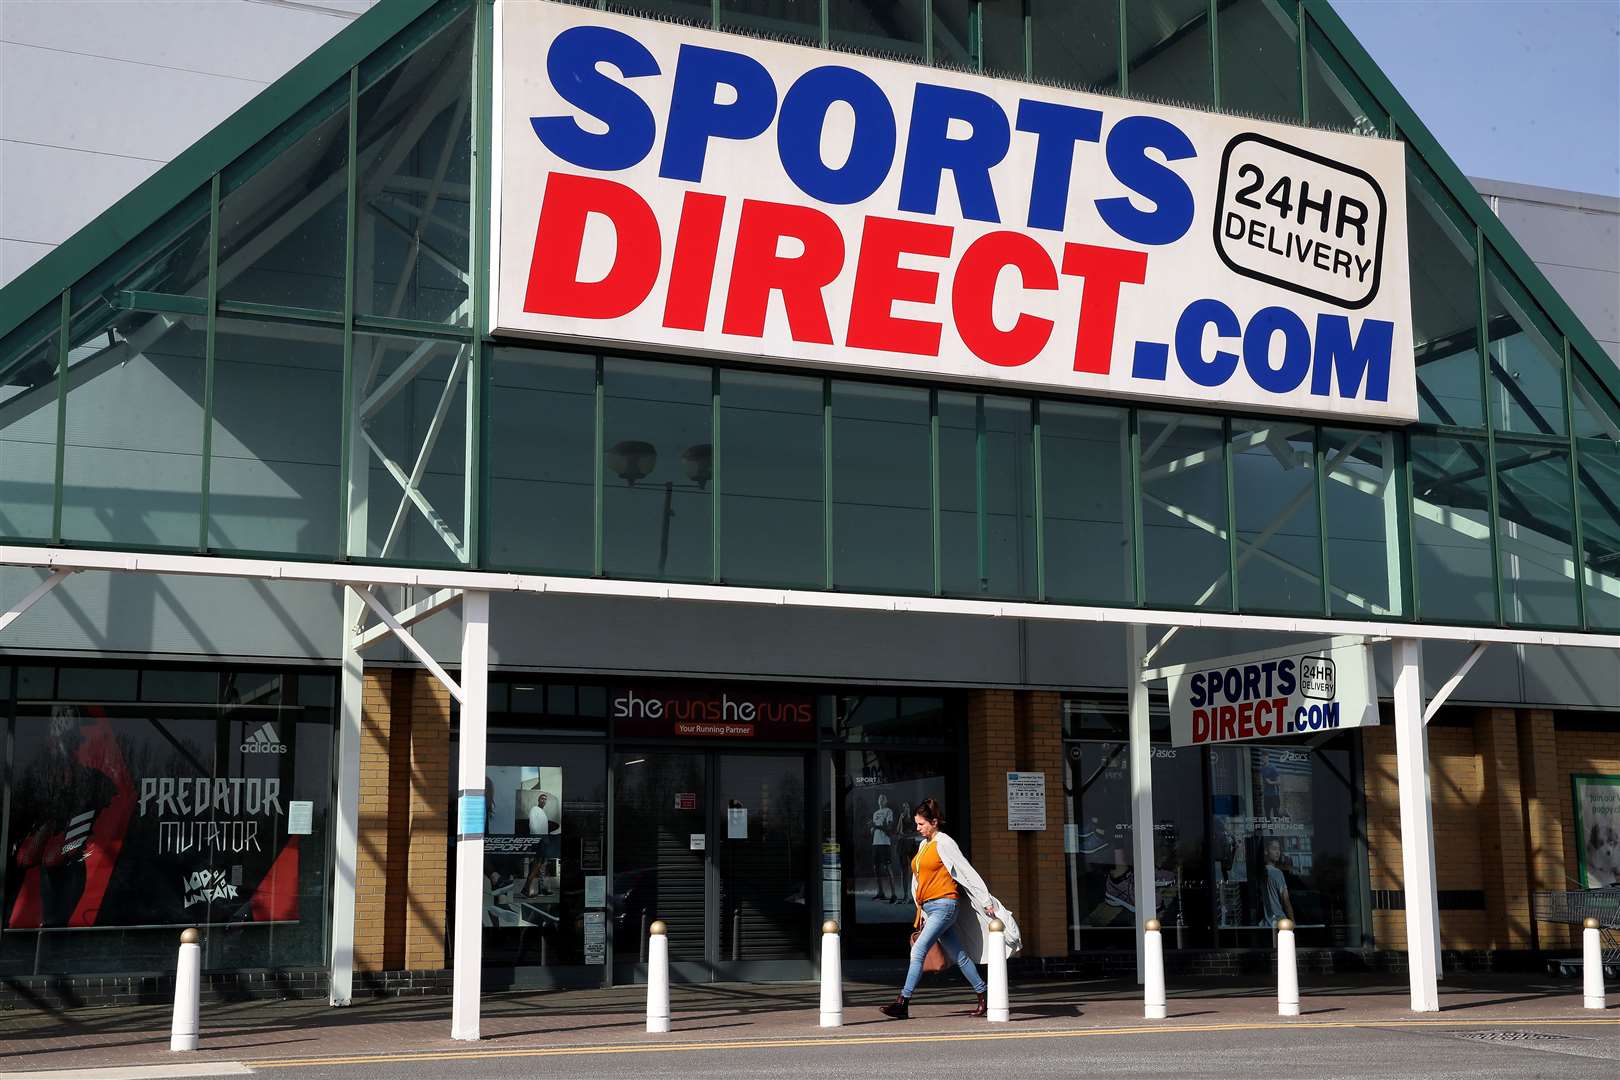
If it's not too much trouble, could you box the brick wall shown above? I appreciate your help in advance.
[406,672,451,969]
[1363,725,1489,951]
[965,689,1067,959]
[354,670,399,971]
[1519,711,1566,949]
[1555,725,1620,947]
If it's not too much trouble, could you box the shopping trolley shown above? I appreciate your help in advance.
[1533,888,1620,975]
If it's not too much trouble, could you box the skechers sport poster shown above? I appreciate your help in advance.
[3,703,305,930]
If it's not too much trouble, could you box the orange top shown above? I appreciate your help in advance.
[912,839,958,908]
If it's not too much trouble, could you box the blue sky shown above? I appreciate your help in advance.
[1331,0,1620,197]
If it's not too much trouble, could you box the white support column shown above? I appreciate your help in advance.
[328,589,365,1005]
[450,590,490,1041]
[1126,624,1156,984]
[1392,637,1441,1012]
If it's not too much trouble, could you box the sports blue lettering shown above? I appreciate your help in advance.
[1014,99,1102,231]
[1095,116,1196,246]
[1243,306,1312,394]
[531,26,660,172]
[1311,315,1394,402]
[1276,659,1296,696]
[1175,299,1240,387]
[659,44,779,182]
[1190,672,1207,708]
[777,65,896,205]
[898,83,1010,223]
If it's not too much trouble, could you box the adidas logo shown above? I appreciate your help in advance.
[241,723,288,754]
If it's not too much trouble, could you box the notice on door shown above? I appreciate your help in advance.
[1006,772,1047,831]
[583,911,606,965]
[727,804,748,839]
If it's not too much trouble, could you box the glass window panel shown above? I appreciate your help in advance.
[356,9,473,327]
[1322,428,1401,618]
[829,0,927,58]
[1218,0,1299,120]
[610,0,713,25]
[602,358,712,581]
[720,0,820,42]
[0,307,62,540]
[351,333,470,565]
[1406,157,1484,428]
[831,381,931,594]
[208,317,344,556]
[1576,435,1620,629]
[489,348,596,574]
[1305,27,1385,136]
[720,369,822,587]
[1495,446,1578,627]
[979,0,1027,77]
[478,740,606,971]
[939,392,1036,598]
[1483,253,1566,436]
[932,0,974,69]
[1030,0,1117,90]
[1041,401,1132,604]
[1231,419,1321,615]
[1571,360,1620,441]
[1126,0,1213,107]
[1409,434,1495,623]
[60,307,204,548]
[218,85,349,313]
[1139,412,1230,609]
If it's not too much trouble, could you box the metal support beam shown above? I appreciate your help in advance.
[353,585,464,702]
[328,588,364,1006]
[1392,637,1441,1012]
[1126,623,1156,984]
[1422,642,1489,725]
[353,586,463,651]
[0,568,75,634]
[451,589,490,1041]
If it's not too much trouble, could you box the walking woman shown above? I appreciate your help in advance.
[880,798,1020,1019]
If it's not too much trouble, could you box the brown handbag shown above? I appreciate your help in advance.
[909,907,950,973]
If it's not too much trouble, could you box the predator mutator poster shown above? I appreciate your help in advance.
[4,704,303,930]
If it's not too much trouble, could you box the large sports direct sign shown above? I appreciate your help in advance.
[492,2,1417,422]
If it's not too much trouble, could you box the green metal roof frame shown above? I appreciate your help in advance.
[0,0,441,344]
[1,0,1616,410]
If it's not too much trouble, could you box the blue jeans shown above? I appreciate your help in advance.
[903,898,986,997]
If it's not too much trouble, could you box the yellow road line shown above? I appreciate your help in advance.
[250,1015,1620,1069]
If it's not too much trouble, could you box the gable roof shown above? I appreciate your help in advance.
[0,0,440,342]
[0,0,1616,411]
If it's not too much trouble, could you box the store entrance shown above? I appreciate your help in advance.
[612,750,813,983]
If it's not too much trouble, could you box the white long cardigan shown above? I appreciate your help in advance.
[907,830,1022,963]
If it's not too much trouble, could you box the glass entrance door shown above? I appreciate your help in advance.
[715,754,811,979]
[612,751,812,983]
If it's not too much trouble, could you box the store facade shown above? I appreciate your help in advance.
[0,0,1617,1027]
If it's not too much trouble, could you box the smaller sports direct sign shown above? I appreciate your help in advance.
[1164,637,1377,748]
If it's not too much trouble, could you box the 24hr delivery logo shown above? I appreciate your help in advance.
[492,2,1416,423]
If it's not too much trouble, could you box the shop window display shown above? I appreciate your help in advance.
[1,668,334,976]
[1061,695,1366,951]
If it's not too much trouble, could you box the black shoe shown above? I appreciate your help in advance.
[879,996,910,1020]
[970,992,988,1018]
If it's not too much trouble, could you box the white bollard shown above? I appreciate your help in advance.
[1276,918,1300,1017]
[819,920,843,1027]
[1583,917,1606,1010]
[1143,918,1166,1020]
[646,920,670,1033]
[985,918,1009,1022]
[170,928,201,1052]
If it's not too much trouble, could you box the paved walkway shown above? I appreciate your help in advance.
[0,975,1612,1074]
